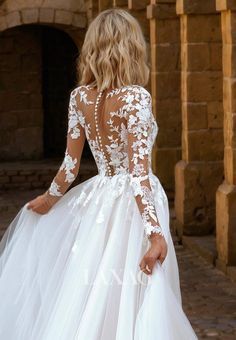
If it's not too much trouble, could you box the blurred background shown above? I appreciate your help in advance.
[0,1,235,338]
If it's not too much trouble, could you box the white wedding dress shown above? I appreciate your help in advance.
[0,84,198,339]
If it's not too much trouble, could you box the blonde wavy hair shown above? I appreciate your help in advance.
[77,8,150,91]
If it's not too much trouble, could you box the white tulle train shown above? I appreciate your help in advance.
[0,173,198,339]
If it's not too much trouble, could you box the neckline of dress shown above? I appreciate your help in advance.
[88,84,140,93]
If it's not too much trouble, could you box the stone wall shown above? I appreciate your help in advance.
[148,0,181,196]
[0,159,97,191]
[0,26,43,160]
[175,0,224,236]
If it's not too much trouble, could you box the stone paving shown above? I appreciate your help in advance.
[176,244,236,339]
[0,190,236,339]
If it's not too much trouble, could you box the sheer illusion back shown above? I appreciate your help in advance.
[47,84,163,238]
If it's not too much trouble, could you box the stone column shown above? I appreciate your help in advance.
[216,0,236,269]
[147,0,181,196]
[175,0,223,236]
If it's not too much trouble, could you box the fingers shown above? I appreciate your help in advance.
[139,256,156,275]
[139,259,150,275]
[26,197,49,215]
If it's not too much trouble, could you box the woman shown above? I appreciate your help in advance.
[0,8,198,340]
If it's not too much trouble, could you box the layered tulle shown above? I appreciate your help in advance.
[0,174,197,339]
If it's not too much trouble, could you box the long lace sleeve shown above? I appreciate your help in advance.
[47,88,85,197]
[127,89,164,239]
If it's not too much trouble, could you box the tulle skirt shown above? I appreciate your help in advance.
[0,173,198,339]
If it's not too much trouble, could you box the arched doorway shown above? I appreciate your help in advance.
[0,24,92,161]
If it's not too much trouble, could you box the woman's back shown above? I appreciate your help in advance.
[72,84,158,177]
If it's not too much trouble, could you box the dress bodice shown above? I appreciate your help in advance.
[47,84,163,238]
[69,84,158,177]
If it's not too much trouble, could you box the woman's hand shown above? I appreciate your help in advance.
[139,233,168,275]
[27,192,60,215]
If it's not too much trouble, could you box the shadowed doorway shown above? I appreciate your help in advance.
[42,26,92,160]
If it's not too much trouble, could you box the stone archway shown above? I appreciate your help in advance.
[0,24,81,160]
[0,2,87,34]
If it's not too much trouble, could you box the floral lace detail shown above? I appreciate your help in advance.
[47,84,163,238]
[46,89,86,197]
[59,151,77,183]
[48,181,63,197]
[126,87,163,237]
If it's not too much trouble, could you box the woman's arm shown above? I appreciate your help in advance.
[127,87,167,274]
[127,88,163,238]
[27,88,85,214]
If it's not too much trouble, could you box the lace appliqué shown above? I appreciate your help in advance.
[77,86,94,105]
[60,151,77,183]
[48,180,63,197]
[130,175,163,236]
[127,87,163,237]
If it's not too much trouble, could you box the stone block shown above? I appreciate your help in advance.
[154,71,181,99]
[187,129,224,161]
[6,11,21,28]
[184,15,221,43]
[17,109,43,128]
[129,0,149,10]
[186,71,222,102]
[216,182,236,266]
[0,16,7,31]
[6,170,18,176]
[12,175,26,183]
[0,176,10,184]
[29,93,43,110]
[72,13,87,28]
[209,42,222,71]
[147,3,177,20]
[156,18,180,43]
[1,92,29,111]
[0,53,21,71]
[39,8,54,23]
[177,0,217,15]
[21,8,39,24]
[5,0,43,12]
[21,54,41,72]
[114,0,128,6]
[207,101,224,128]
[187,43,210,71]
[0,36,13,54]
[42,0,83,12]
[175,160,223,235]
[182,102,208,130]
[55,10,73,25]
[0,112,17,129]
[155,99,181,129]
[15,127,43,159]
[157,128,181,148]
[152,44,180,72]
[99,0,114,11]
[155,147,181,192]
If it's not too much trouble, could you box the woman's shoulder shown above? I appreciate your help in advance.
[70,85,94,106]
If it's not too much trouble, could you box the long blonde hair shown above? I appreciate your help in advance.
[77,8,150,91]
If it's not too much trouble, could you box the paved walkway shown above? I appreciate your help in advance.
[177,244,236,339]
[0,190,236,339]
